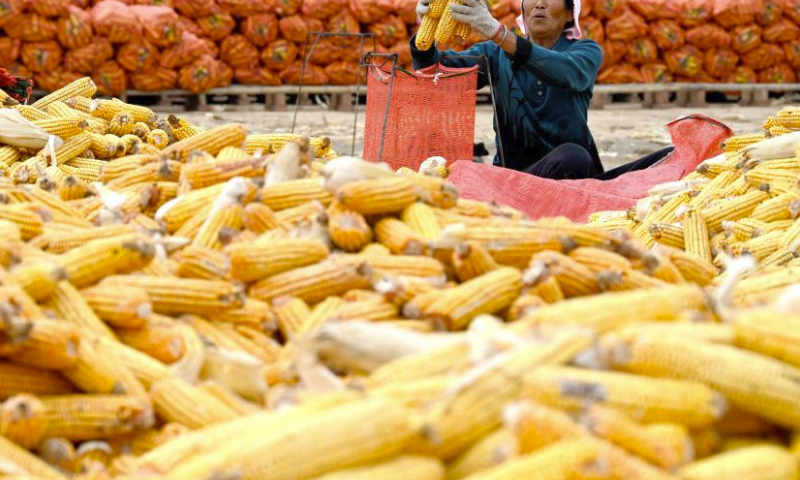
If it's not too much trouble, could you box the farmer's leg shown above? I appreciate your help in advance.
[595,147,675,181]
[524,143,599,180]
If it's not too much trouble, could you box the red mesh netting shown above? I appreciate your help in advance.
[447,115,733,222]
[362,62,478,171]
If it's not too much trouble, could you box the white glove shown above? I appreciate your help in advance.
[416,0,430,22]
[450,0,501,39]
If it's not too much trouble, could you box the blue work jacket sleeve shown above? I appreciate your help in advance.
[515,39,603,92]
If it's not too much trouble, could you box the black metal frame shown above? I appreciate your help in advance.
[358,52,507,167]
[292,32,377,157]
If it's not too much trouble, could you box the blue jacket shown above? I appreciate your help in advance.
[410,34,604,172]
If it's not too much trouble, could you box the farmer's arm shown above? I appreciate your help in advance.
[409,37,496,89]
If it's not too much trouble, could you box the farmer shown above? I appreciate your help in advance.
[410,0,673,180]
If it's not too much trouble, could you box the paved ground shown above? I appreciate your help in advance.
[176,104,778,169]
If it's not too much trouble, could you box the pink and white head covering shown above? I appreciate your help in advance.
[516,0,582,39]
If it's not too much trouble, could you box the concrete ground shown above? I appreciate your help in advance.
[177,104,778,169]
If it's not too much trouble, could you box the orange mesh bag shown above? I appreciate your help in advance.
[131,67,178,90]
[641,63,672,82]
[308,38,342,66]
[279,15,309,43]
[92,60,127,95]
[627,38,658,65]
[594,0,626,20]
[279,61,329,85]
[241,14,279,47]
[174,0,217,18]
[235,67,281,85]
[134,0,176,6]
[5,14,57,41]
[703,48,739,77]
[179,55,221,92]
[57,6,94,50]
[756,0,783,26]
[178,16,202,36]
[327,9,361,48]
[630,0,680,20]
[759,64,796,82]
[580,0,592,17]
[650,20,685,51]
[220,35,260,69]
[764,19,800,43]
[784,39,800,68]
[742,43,784,70]
[600,40,627,70]
[677,0,713,27]
[664,45,703,77]
[597,63,644,83]
[0,0,22,28]
[30,0,68,17]
[91,1,141,43]
[0,37,21,63]
[262,39,298,71]
[64,37,113,72]
[6,63,31,80]
[676,70,715,83]
[130,5,181,47]
[117,39,159,72]
[275,0,301,16]
[72,0,90,6]
[395,0,417,24]
[325,60,359,84]
[368,15,409,46]
[582,16,604,43]
[218,0,275,16]
[731,24,762,53]
[714,0,763,28]
[349,0,394,23]
[725,65,758,83]
[218,61,234,87]
[363,63,477,169]
[36,70,71,92]
[160,31,212,68]
[301,0,345,19]
[21,41,62,73]
[197,12,236,41]
[686,24,732,48]
[786,0,800,24]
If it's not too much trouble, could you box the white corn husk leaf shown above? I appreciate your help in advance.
[0,109,62,149]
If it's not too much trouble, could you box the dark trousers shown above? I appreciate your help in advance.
[523,143,675,180]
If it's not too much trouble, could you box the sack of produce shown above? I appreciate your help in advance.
[64,37,113,72]
[197,11,236,41]
[279,15,309,43]
[301,0,346,19]
[764,19,800,43]
[327,9,361,47]
[91,1,141,43]
[394,0,417,24]
[234,67,281,85]
[130,5,182,47]
[703,48,739,77]
[174,0,217,19]
[179,55,221,93]
[600,40,627,70]
[724,65,757,83]
[29,0,69,17]
[325,60,359,85]
[582,16,604,43]
[262,39,298,71]
[756,0,782,27]
[308,37,342,66]
[741,43,784,70]
[217,0,275,16]
[0,0,21,28]
[279,61,330,85]
[714,0,763,28]
[664,45,703,77]
[597,62,643,83]
[56,6,94,50]
[349,0,394,23]
[594,0,626,20]
[178,16,202,36]
[117,39,159,72]
[640,62,672,82]
[131,67,178,90]
[0,38,21,63]
[21,40,62,73]
[220,35,260,70]
[160,31,213,69]
[650,20,685,51]
[630,0,680,21]
[686,24,731,48]
[627,38,659,65]
[676,0,713,27]
[784,39,800,68]
[275,0,302,16]
[368,15,408,46]
[758,64,796,82]
[786,0,800,25]
[241,14,279,47]
[731,24,762,53]
[217,61,234,87]
[388,41,412,67]
[4,14,57,42]
[92,60,128,95]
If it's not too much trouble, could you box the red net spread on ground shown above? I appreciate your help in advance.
[447,115,733,222]
[362,62,478,171]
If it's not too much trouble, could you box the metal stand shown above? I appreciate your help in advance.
[292,32,377,157]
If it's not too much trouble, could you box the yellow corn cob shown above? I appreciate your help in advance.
[36,395,153,442]
[131,121,151,140]
[679,445,797,480]
[273,295,311,338]
[522,366,727,428]
[527,251,599,298]
[149,377,241,430]
[216,298,276,332]
[157,183,225,232]
[328,204,373,252]
[260,178,333,211]
[447,429,517,480]
[197,381,261,416]
[0,434,69,480]
[454,20,471,39]
[750,193,800,223]
[227,237,329,282]
[80,283,151,330]
[527,275,565,303]
[374,217,428,255]
[337,177,418,215]
[191,203,244,250]
[507,292,546,321]
[697,160,735,178]
[57,175,90,201]
[434,0,462,43]
[15,104,54,122]
[242,202,284,234]
[744,167,800,194]
[702,190,770,232]
[115,318,185,365]
[33,77,97,110]
[735,230,782,260]
[723,133,766,153]
[44,281,116,341]
[401,202,441,241]
[216,146,249,161]
[0,319,80,371]
[250,258,372,304]
[274,199,327,227]
[55,235,154,288]
[106,112,133,137]
[0,394,47,449]
[161,124,248,161]
[100,275,245,315]
[733,310,800,368]
[0,362,77,400]
[577,440,680,480]
[0,145,20,166]
[776,106,800,128]
[33,117,89,140]
[330,297,399,322]
[85,132,119,159]
[244,133,331,157]
[306,455,445,480]
[608,334,800,429]
[97,154,156,182]
[175,245,232,280]
[146,129,169,149]
[0,203,47,240]
[683,207,713,262]
[166,115,205,140]
[34,224,136,253]
[9,261,66,300]
[657,246,719,286]
[91,99,156,125]
[453,241,499,282]
[504,401,587,455]
[734,266,800,304]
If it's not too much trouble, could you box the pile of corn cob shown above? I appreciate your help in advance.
[415,0,472,51]
[2,76,800,480]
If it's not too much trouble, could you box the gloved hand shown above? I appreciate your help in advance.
[416,0,430,22]
[450,0,501,39]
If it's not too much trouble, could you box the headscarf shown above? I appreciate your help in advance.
[516,0,582,39]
